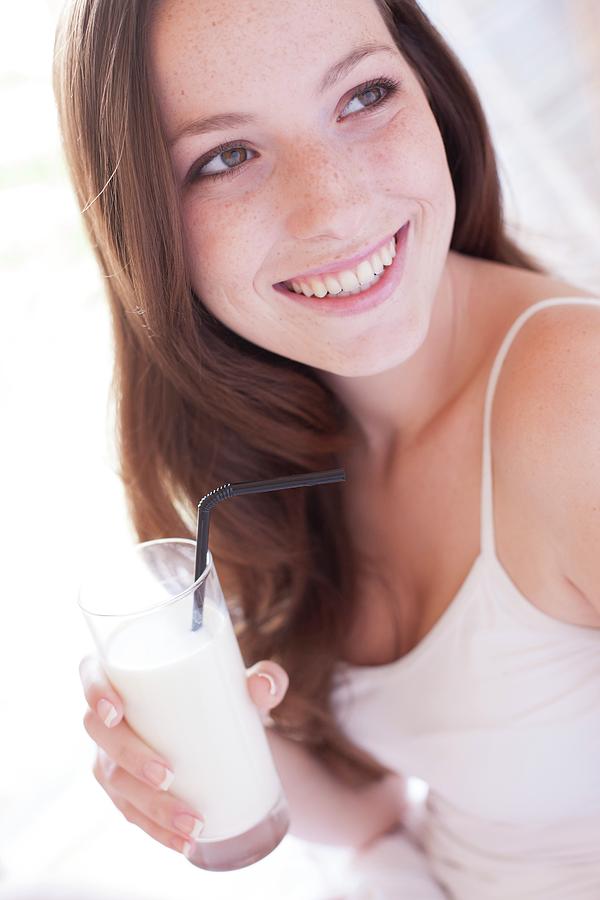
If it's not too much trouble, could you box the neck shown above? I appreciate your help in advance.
[316,252,476,467]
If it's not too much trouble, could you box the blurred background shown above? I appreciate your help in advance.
[1,1,599,897]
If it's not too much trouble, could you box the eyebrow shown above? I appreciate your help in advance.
[317,41,397,94]
[168,42,398,147]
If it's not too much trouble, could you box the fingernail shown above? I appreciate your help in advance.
[173,813,205,839]
[97,699,119,728]
[143,761,175,791]
[257,672,277,696]
[183,841,194,859]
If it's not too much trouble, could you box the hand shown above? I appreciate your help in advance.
[79,654,289,855]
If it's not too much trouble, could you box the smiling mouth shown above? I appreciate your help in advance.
[274,227,404,299]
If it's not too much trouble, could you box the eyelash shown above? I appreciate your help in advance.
[185,76,401,186]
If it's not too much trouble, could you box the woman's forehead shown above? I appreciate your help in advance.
[149,0,395,137]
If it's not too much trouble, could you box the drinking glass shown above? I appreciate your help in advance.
[79,538,290,871]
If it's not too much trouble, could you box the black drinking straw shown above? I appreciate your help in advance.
[191,468,346,630]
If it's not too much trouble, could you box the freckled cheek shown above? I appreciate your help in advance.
[184,204,239,291]
[368,118,452,205]
[182,203,260,297]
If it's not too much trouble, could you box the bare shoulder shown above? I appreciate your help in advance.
[487,268,600,622]
[492,294,600,488]
[487,269,600,466]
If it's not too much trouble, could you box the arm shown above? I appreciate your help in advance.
[266,728,405,850]
[493,304,600,618]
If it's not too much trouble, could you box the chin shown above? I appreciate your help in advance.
[312,351,409,379]
[333,360,396,378]
[325,330,426,378]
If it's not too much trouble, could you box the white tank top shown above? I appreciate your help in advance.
[331,297,600,899]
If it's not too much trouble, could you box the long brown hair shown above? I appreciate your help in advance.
[53,0,545,787]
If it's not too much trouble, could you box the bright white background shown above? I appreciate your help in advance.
[1,1,599,898]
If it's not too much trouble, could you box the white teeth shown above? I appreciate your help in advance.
[338,270,360,291]
[379,245,392,266]
[309,280,328,298]
[371,252,385,275]
[324,275,343,294]
[335,273,384,297]
[356,259,376,286]
[284,232,398,298]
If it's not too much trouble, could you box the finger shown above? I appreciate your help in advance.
[111,793,192,856]
[246,661,289,713]
[84,708,175,792]
[94,749,205,847]
[79,654,123,729]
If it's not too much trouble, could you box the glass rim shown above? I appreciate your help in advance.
[77,538,213,619]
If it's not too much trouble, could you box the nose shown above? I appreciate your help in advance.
[279,141,370,243]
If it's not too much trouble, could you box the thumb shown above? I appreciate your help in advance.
[246,660,289,719]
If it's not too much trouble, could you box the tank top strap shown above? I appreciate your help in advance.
[480,296,600,559]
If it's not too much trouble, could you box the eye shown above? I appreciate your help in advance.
[338,76,401,120]
[186,143,256,184]
[185,76,401,186]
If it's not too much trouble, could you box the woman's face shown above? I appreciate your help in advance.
[149,0,456,377]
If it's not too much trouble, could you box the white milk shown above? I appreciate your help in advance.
[104,593,282,841]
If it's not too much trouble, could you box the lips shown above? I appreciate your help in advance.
[274,226,404,288]
[272,221,410,317]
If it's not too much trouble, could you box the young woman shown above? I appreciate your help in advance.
[54,0,600,896]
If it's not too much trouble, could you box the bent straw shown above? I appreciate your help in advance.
[191,468,346,630]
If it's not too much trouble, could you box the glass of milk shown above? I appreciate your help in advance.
[79,538,290,871]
